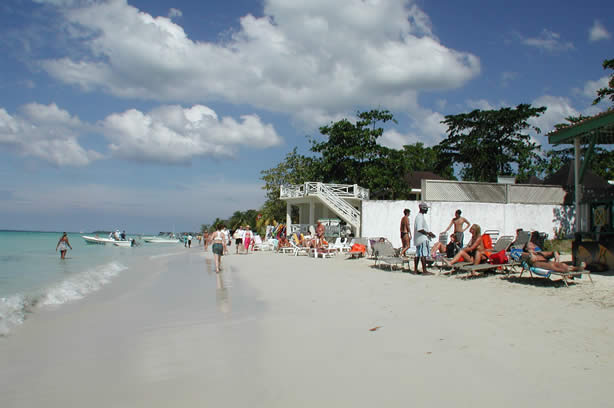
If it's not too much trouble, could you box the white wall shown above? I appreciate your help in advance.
[361,200,574,248]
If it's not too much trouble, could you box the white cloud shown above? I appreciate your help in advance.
[589,20,611,42]
[466,99,497,111]
[522,29,574,52]
[0,103,101,166]
[100,104,282,164]
[581,76,609,99]
[39,0,480,124]
[529,95,579,138]
[381,109,447,148]
[168,8,182,19]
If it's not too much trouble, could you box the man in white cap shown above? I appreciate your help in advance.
[414,202,436,274]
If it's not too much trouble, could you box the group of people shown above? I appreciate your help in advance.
[400,204,584,275]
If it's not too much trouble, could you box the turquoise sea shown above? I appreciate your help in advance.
[0,230,183,335]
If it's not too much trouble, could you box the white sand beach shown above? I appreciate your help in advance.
[1,248,613,407]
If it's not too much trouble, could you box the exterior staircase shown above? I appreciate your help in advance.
[280,182,368,233]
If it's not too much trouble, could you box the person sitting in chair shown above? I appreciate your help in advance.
[445,224,486,266]
[430,233,459,258]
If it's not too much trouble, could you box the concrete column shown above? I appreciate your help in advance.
[309,201,315,226]
[574,138,582,234]
[286,202,292,230]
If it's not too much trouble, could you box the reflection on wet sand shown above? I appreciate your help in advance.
[216,271,231,315]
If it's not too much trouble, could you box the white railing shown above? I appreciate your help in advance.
[315,183,361,229]
[280,182,369,200]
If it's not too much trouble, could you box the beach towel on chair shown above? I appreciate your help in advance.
[489,250,508,265]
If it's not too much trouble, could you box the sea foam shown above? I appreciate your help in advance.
[0,261,127,336]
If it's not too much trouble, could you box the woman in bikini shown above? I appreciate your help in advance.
[209,224,227,273]
[445,224,486,266]
[55,232,72,260]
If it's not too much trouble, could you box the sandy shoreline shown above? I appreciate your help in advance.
[1,248,613,407]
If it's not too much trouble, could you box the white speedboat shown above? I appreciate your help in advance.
[113,240,134,247]
[143,237,180,244]
[82,235,118,245]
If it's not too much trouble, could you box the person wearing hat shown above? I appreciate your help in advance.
[414,202,436,274]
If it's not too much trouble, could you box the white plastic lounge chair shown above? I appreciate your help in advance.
[289,241,310,256]
[330,237,351,252]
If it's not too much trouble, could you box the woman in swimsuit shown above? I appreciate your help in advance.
[56,232,72,260]
[445,224,485,266]
[209,224,227,273]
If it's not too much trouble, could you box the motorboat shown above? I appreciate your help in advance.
[82,235,118,245]
[113,239,135,247]
[143,234,180,244]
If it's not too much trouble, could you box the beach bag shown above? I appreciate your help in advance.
[482,234,493,250]
[489,250,508,265]
[446,241,459,258]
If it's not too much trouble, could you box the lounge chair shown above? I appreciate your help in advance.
[510,230,531,249]
[330,237,351,252]
[252,235,273,251]
[310,247,336,259]
[518,259,593,287]
[347,238,368,259]
[448,235,516,276]
[373,241,409,270]
[483,229,499,245]
[289,241,310,256]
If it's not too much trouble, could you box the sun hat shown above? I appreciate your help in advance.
[419,202,429,209]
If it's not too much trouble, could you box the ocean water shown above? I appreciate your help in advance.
[0,230,182,335]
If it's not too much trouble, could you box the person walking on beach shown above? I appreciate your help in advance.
[210,224,227,273]
[414,202,436,274]
[203,230,209,251]
[188,234,193,248]
[234,226,244,254]
[443,209,470,247]
[243,225,252,254]
[400,208,412,257]
[55,232,72,260]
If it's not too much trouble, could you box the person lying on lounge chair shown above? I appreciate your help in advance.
[445,224,486,266]
[523,242,584,273]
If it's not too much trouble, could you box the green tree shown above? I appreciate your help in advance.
[436,104,546,182]
[260,148,318,222]
[593,58,614,106]
[310,109,396,189]
[544,114,614,181]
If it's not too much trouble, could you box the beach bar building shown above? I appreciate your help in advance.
[279,182,369,237]
[546,109,614,270]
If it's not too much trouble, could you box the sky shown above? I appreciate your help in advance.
[0,0,612,234]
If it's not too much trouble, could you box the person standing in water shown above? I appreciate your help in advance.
[55,232,72,260]
[210,224,227,273]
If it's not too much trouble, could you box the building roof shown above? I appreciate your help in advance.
[547,109,614,145]
[543,162,610,189]
[404,171,445,189]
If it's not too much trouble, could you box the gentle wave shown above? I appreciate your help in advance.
[0,261,127,336]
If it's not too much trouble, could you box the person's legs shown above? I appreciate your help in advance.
[447,249,471,265]
[60,249,66,259]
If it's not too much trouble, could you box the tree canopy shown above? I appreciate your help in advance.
[593,58,614,107]
[436,104,546,182]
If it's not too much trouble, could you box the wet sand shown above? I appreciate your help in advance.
[1,248,613,407]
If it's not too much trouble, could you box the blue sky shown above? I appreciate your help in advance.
[0,0,612,234]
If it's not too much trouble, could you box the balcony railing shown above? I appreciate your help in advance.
[280,182,369,200]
